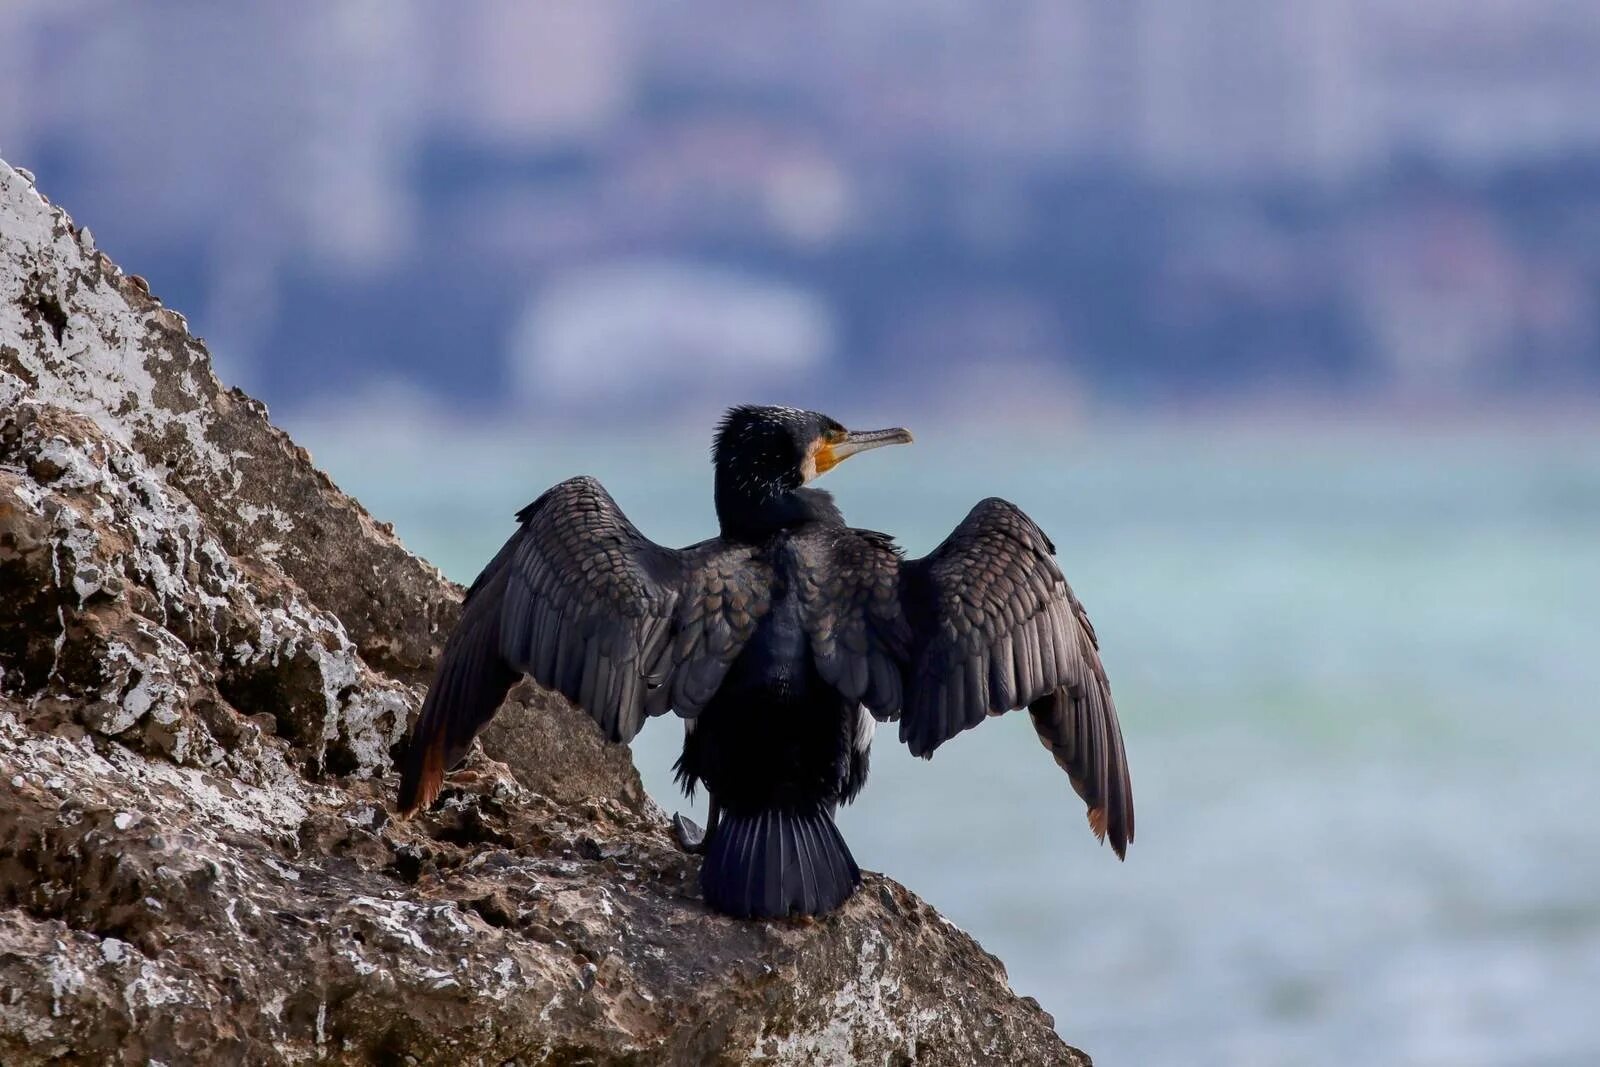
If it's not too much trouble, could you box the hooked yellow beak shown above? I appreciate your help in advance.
[811,426,914,476]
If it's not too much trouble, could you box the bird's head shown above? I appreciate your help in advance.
[712,405,912,534]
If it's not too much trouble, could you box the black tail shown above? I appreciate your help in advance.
[699,805,861,918]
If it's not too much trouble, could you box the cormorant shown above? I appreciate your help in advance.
[399,405,1133,919]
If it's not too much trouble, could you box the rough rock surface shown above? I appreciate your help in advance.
[0,158,1086,1065]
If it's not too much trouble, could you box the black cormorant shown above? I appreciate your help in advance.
[399,405,1133,919]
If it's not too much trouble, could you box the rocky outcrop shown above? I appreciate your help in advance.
[0,158,1085,1065]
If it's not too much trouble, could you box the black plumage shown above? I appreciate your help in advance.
[398,404,1133,918]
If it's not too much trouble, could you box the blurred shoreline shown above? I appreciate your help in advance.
[11,4,1600,424]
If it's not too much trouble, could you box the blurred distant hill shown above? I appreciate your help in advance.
[3,1,1598,416]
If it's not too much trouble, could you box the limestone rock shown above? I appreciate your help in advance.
[0,159,1084,1065]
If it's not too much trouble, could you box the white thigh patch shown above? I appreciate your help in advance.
[853,704,875,753]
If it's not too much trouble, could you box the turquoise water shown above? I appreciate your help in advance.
[297,416,1600,1067]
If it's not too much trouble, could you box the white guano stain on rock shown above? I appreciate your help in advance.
[45,951,85,1018]
[760,926,942,1066]
[2,404,411,780]
[0,162,234,489]
[0,713,312,843]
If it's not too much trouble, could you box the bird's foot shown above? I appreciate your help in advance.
[446,768,497,789]
[673,813,706,854]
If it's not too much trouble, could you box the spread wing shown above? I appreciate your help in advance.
[398,476,768,814]
[899,498,1134,857]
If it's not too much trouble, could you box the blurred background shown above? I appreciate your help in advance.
[4,3,1597,1064]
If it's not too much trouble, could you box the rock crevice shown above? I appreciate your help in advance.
[0,159,1083,1065]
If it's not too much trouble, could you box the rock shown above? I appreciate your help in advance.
[0,158,1086,1065]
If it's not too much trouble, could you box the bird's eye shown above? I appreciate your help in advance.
[825,428,847,444]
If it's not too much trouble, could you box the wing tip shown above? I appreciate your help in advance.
[1088,806,1131,861]
[396,740,446,818]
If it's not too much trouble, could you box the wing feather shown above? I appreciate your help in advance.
[398,476,768,814]
[900,497,1133,857]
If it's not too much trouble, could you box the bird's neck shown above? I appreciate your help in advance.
[715,472,841,542]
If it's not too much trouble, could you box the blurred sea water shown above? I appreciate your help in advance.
[296,416,1600,1067]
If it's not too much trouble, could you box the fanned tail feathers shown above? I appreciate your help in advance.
[699,805,861,918]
